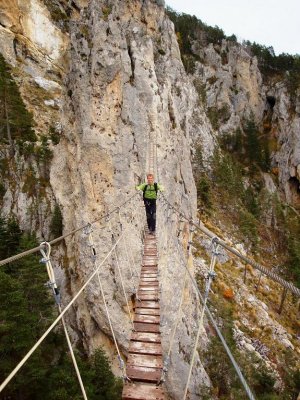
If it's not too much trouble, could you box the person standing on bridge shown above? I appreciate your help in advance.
[136,173,163,235]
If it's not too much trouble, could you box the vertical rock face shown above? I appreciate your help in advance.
[192,38,300,205]
[0,0,69,234]
[50,0,212,398]
[3,1,299,398]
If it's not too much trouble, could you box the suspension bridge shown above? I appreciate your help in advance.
[0,139,299,400]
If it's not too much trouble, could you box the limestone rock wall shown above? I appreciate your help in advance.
[50,0,212,398]
[3,1,300,398]
[192,38,300,205]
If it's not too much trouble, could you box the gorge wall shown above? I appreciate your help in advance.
[0,1,299,399]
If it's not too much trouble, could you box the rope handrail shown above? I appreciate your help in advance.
[160,194,300,298]
[86,212,140,381]
[0,192,138,268]
[0,227,129,393]
[170,222,256,400]
[40,242,88,399]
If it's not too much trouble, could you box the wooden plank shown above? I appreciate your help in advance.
[141,268,158,273]
[143,256,157,259]
[140,273,157,279]
[134,322,160,333]
[134,301,159,309]
[134,315,160,324]
[138,286,159,291]
[140,268,157,272]
[131,332,161,343]
[121,233,166,400]
[123,383,164,400]
[140,278,158,282]
[135,308,160,316]
[129,341,162,355]
[137,293,159,301]
[125,366,162,383]
[139,280,159,285]
[142,263,158,266]
[141,265,158,268]
[127,354,163,369]
[141,271,158,275]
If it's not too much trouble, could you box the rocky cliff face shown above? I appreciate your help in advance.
[0,0,214,398]
[191,39,300,206]
[52,1,214,397]
[1,1,299,399]
[0,0,69,234]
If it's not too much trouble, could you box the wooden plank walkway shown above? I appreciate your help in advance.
[122,231,165,400]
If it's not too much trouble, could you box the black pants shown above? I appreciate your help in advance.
[144,199,156,232]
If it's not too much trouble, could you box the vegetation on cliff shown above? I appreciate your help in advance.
[166,7,300,103]
[0,217,122,400]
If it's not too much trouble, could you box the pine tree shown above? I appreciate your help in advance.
[0,54,36,155]
[0,220,123,399]
[244,117,262,171]
[50,204,63,238]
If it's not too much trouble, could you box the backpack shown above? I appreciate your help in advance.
[143,183,158,199]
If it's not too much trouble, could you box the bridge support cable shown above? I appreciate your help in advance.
[161,263,188,383]
[160,222,193,383]
[0,192,139,268]
[159,196,256,400]
[171,221,256,400]
[182,238,219,400]
[118,208,140,280]
[108,220,135,331]
[40,242,88,400]
[84,226,130,381]
[0,214,135,393]
[161,194,300,299]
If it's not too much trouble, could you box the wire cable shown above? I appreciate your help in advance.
[161,194,300,298]
[40,242,88,400]
[0,232,125,393]
[0,192,138,268]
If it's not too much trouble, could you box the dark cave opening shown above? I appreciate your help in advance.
[266,96,276,110]
[289,176,300,193]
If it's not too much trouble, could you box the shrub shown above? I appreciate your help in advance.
[182,54,196,74]
[197,176,212,209]
[49,125,60,145]
[50,204,63,238]
[213,151,244,198]
[207,106,219,130]
[35,136,53,164]
[0,182,5,199]
[0,219,123,399]
[223,287,234,299]
[207,104,230,130]
[239,208,258,247]
[0,54,37,149]
[193,78,206,104]
[102,6,112,21]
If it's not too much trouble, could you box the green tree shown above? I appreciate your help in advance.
[0,219,123,399]
[197,176,212,209]
[50,204,63,238]
[244,117,261,171]
[213,151,244,199]
[0,54,36,155]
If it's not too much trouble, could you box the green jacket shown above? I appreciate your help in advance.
[135,182,164,199]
